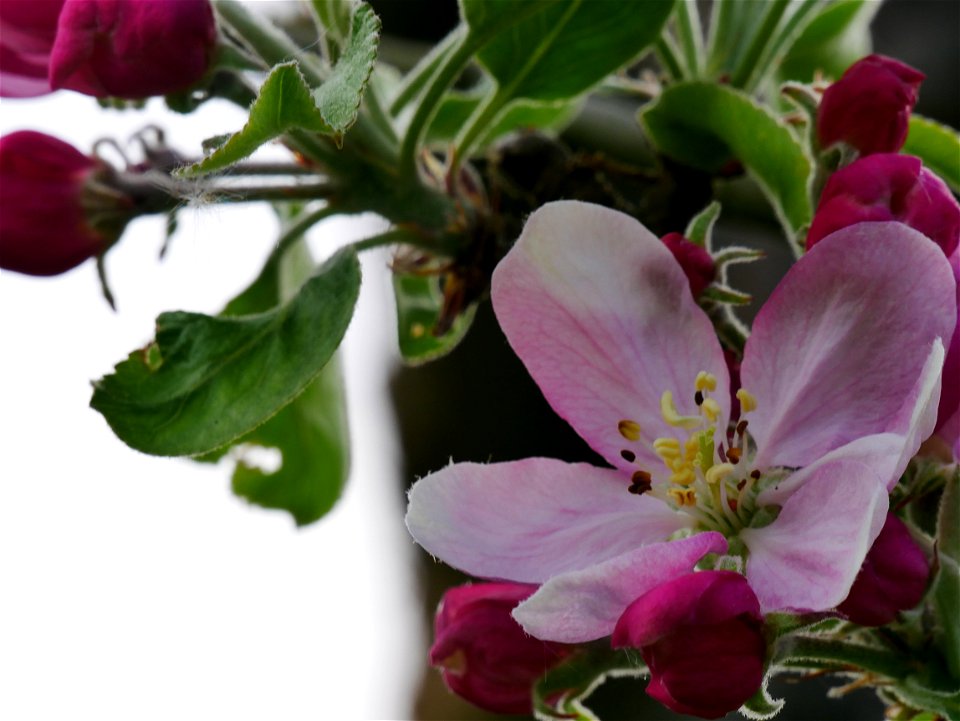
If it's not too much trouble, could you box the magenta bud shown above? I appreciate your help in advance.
[0,0,65,97]
[661,232,716,298]
[49,0,217,98]
[429,582,571,714]
[807,154,960,258]
[935,252,959,448]
[837,513,930,627]
[612,571,765,720]
[817,54,925,156]
[0,130,119,275]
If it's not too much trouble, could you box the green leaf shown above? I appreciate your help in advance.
[892,675,960,721]
[778,0,878,83]
[641,81,813,238]
[393,274,476,365]
[904,115,960,194]
[463,0,675,103]
[90,248,361,457]
[312,2,380,136]
[310,0,353,63]
[425,86,577,147]
[935,468,960,678]
[180,63,334,177]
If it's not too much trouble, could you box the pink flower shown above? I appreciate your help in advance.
[0,130,112,275]
[0,0,217,99]
[935,251,960,457]
[430,582,571,714]
[612,571,765,719]
[817,54,924,156]
[807,154,960,258]
[406,202,956,644]
[837,513,929,626]
[660,232,715,298]
[0,0,65,97]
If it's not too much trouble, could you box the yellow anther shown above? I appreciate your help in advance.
[653,437,681,460]
[705,462,736,485]
[670,467,696,486]
[660,391,701,429]
[695,371,718,392]
[668,488,697,507]
[684,435,700,462]
[700,397,722,423]
[736,389,758,414]
[618,420,641,441]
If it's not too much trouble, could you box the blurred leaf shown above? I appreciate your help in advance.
[642,81,813,237]
[935,469,960,678]
[426,86,578,146]
[904,115,960,194]
[393,274,476,365]
[463,0,675,103]
[778,0,878,82]
[892,675,960,721]
[91,248,360,457]
[311,0,353,62]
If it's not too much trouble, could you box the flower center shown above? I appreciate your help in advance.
[616,371,777,536]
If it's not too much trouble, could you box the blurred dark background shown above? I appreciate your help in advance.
[379,1,960,719]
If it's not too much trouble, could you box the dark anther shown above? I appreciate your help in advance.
[736,420,749,437]
[737,479,747,491]
[750,469,761,480]
[628,470,652,495]
[694,390,704,406]
[620,449,637,463]
[727,447,742,464]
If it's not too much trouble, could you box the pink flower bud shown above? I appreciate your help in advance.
[837,513,930,627]
[935,252,959,453]
[660,232,716,298]
[50,0,217,98]
[807,154,960,258]
[0,0,65,97]
[429,582,571,714]
[0,0,217,99]
[0,130,114,275]
[612,571,765,720]
[817,54,925,156]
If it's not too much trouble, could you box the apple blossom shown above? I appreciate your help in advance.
[406,201,955,645]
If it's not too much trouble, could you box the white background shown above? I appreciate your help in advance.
[0,88,425,719]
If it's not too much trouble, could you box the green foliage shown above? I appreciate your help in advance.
[393,274,476,365]
[465,0,675,103]
[90,249,361,458]
[310,0,354,63]
[904,115,960,194]
[935,469,960,678]
[778,0,877,82]
[641,82,813,238]
[533,647,640,721]
[740,678,784,720]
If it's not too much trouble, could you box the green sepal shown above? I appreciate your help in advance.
[532,646,641,721]
[684,201,721,248]
[739,676,784,720]
[702,284,753,306]
[393,273,476,366]
[712,246,766,269]
[90,248,361,457]
[641,81,813,241]
[904,115,960,194]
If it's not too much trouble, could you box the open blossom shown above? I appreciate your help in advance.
[613,571,765,719]
[406,201,955,645]
[807,154,960,258]
[430,582,571,714]
[817,54,924,156]
[0,0,217,99]
[935,251,960,457]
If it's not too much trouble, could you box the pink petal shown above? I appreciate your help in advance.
[513,532,728,643]
[742,459,889,612]
[491,201,729,475]
[743,222,957,469]
[405,458,690,583]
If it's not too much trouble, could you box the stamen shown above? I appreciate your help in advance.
[660,391,701,429]
[736,389,757,413]
[694,390,704,406]
[726,447,742,464]
[705,463,735,485]
[695,371,718,392]
[670,467,696,486]
[700,397,721,423]
[628,471,652,495]
[750,469,761,480]
[618,420,641,441]
[736,419,749,438]
[653,438,681,461]
[620,449,637,463]
[668,488,697,507]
